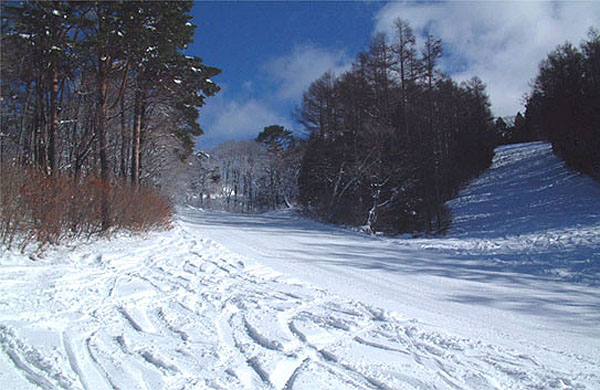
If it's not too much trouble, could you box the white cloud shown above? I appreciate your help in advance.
[198,44,353,148]
[198,86,293,148]
[374,1,600,117]
[264,43,351,100]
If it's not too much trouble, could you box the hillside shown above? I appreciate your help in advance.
[1,142,599,389]
[443,141,600,284]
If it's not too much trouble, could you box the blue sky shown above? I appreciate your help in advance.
[188,1,380,148]
[188,1,600,149]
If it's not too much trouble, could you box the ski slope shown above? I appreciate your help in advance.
[1,142,599,389]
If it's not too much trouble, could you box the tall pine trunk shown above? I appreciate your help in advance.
[49,64,59,174]
[131,88,145,186]
[97,55,110,231]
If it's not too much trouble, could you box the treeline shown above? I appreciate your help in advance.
[297,19,495,234]
[0,1,219,247]
[191,126,303,212]
[494,112,541,146]
[526,28,600,181]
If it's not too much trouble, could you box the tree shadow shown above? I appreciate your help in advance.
[184,209,600,330]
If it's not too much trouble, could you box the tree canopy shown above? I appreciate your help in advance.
[297,20,496,234]
[1,1,220,186]
[526,28,600,181]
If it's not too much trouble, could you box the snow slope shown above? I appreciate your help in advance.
[1,142,599,389]
[442,142,600,284]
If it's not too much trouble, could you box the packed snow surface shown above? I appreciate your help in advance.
[1,142,599,389]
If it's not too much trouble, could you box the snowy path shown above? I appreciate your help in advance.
[1,142,599,389]
[2,223,597,389]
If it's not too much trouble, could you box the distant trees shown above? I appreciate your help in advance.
[298,19,496,234]
[526,28,600,181]
[191,126,303,212]
[256,125,300,208]
[1,1,220,242]
[494,111,541,146]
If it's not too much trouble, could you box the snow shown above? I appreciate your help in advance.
[1,142,599,389]
[426,142,600,285]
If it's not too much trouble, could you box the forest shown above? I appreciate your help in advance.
[195,20,497,234]
[192,24,599,236]
[0,1,220,247]
[1,1,598,246]
[297,21,496,234]
[189,125,302,213]
[525,29,600,181]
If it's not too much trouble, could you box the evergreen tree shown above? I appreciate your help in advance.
[1,0,221,230]
[526,28,599,180]
[2,1,80,173]
[256,125,294,152]
[512,112,526,143]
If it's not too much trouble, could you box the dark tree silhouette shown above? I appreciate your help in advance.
[298,22,495,234]
[526,28,600,181]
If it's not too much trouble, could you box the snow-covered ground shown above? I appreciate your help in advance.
[1,142,599,389]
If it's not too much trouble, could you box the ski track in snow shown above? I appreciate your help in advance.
[2,231,596,389]
[1,142,599,389]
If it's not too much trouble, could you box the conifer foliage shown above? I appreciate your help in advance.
[0,1,220,245]
[526,28,600,181]
[298,20,496,234]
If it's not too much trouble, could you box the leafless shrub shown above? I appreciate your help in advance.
[0,163,172,251]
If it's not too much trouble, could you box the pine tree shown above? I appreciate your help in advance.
[2,1,79,173]
[526,28,599,180]
[1,1,221,230]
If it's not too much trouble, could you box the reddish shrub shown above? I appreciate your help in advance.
[1,163,172,251]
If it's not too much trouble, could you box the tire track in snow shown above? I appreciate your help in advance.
[85,332,123,390]
[191,231,597,389]
[62,329,110,390]
[0,327,57,390]
[282,357,310,390]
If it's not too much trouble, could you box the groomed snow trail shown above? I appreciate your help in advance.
[1,142,599,389]
[2,225,597,390]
